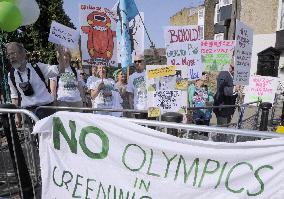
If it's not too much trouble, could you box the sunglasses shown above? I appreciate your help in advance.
[134,60,142,63]
[80,73,85,75]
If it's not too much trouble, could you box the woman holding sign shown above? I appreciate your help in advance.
[188,72,214,125]
[90,65,122,116]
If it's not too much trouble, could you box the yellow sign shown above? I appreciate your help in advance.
[276,126,284,134]
[147,65,176,79]
[176,79,188,90]
[148,107,161,118]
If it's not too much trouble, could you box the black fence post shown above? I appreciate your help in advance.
[281,92,284,126]
[161,112,183,136]
[259,102,272,131]
[0,104,34,198]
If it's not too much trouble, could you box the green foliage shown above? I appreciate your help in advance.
[6,0,75,64]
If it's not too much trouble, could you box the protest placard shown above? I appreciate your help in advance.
[244,75,278,104]
[201,40,235,72]
[164,25,202,81]
[164,25,201,46]
[79,4,117,66]
[166,41,202,80]
[146,65,188,116]
[48,21,79,49]
[147,65,176,79]
[234,20,253,85]
[35,112,284,199]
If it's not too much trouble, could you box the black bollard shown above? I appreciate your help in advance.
[281,92,284,126]
[259,102,272,131]
[0,104,34,198]
[161,112,183,136]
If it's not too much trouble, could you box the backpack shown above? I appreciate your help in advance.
[9,63,50,106]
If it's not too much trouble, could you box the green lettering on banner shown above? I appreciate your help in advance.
[225,162,253,194]
[53,117,77,154]
[122,144,146,171]
[214,162,228,189]
[139,179,151,192]
[53,166,63,187]
[198,159,220,188]
[175,156,199,186]
[247,165,273,196]
[79,126,109,160]
[147,149,160,177]
[85,178,96,199]
[72,174,83,198]
[162,152,177,178]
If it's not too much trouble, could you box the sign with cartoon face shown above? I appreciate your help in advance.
[79,4,117,66]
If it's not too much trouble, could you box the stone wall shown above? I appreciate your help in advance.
[169,7,199,26]
[239,0,278,34]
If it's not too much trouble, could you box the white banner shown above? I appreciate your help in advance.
[48,21,79,49]
[34,112,284,199]
[234,20,253,85]
[79,4,117,66]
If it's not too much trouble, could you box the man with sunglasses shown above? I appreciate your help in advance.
[127,55,147,112]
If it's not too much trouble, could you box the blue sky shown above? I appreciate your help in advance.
[63,0,204,48]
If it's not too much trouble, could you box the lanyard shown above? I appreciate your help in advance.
[17,68,31,83]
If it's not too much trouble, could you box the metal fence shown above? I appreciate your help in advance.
[1,103,282,198]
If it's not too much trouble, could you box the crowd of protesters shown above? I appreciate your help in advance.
[3,42,244,128]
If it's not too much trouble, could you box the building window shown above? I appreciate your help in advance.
[214,33,224,40]
[219,0,232,7]
[199,26,204,40]
[214,3,220,24]
[281,0,284,30]
[198,8,205,26]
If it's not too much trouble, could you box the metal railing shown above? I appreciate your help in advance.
[0,106,39,198]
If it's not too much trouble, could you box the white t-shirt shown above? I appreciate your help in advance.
[8,62,58,108]
[126,71,147,110]
[50,66,82,102]
[86,76,98,90]
[90,78,117,109]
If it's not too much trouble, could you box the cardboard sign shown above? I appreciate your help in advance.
[201,40,235,72]
[147,65,176,79]
[244,75,278,104]
[48,21,79,49]
[79,5,117,66]
[234,20,253,85]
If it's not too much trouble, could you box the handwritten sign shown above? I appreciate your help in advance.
[164,26,200,46]
[148,107,161,117]
[154,90,183,112]
[166,41,202,80]
[146,65,188,114]
[201,40,235,71]
[244,75,278,104]
[79,5,117,66]
[234,20,253,85]
[147,65,176,79]
[48,21,79,49]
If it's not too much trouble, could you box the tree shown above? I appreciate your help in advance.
[7,0,75,64]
